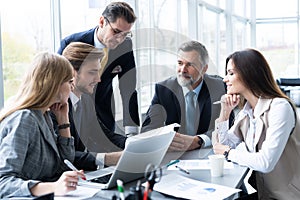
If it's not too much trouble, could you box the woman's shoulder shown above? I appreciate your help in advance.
[269,97,295,116]
[2,109,42,126]
[260,97,290,107]
[7,109,34,118]
[0,109,42,140]
[271,97,293,107]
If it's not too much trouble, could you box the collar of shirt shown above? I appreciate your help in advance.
[182,80,203,107]
[242,101,256,152]
[182,80,203,98]
[94,26,106,49]
[242,96,264,119]
[70,92,81,111]
[242,102,254,118]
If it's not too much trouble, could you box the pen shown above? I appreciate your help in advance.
[213,100,223,105]
[64,159,86,180]
[117,179,125,200]
[166,159,180,168]
[175,165,190,174]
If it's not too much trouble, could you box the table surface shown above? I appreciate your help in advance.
[87,148,249,200]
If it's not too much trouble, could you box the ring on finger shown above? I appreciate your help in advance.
[69,182,76,187]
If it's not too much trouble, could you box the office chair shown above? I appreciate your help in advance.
[277,78,300,106]
[276,78,300,86]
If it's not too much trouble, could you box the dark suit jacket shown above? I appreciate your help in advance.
[51,98,126,171]
[58,27,140,133]
[141,74,234,140]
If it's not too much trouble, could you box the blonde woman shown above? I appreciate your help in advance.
[0,52,85,198]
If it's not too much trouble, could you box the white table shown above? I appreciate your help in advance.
[88,148,249,199]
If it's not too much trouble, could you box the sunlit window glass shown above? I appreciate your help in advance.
[257,23,298,78]
[1,0,51,101]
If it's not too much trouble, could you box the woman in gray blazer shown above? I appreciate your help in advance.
[0,52,85,198]
[213,49,300,199]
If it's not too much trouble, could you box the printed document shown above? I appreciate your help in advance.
[153,173,240,200]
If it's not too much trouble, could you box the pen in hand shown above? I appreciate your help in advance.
[213,100,225,105]
[165,159,180,168]
[175,165,190,174]
[64,159,86,180]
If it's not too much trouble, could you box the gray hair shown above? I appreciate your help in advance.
[178,41,209,66]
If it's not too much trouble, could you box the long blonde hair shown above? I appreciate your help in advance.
[0,52,73,122]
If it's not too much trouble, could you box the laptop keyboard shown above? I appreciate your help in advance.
[89,173,112,184]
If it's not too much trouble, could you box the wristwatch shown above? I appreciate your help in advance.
[197,136,204,147]
[58,123,70,130]
[223,146,232,162]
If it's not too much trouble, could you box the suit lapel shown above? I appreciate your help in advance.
[253,98,273,147]
[195,82,210,133]
[175,86,184,122]
[68,98,86,151]
[31,110,60,157]
[80,27,96,44]
[236,99,273,150]
[197,81,210,115]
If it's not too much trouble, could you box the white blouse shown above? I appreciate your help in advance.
[216,98,295,173]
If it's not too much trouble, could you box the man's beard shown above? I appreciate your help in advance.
[177,73,200,87]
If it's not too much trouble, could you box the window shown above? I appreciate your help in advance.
[198,0,252,77]
[256,0,300,78]
[1,0,300,113]
[1,0,52,104]
[135,0,190,113]
[256,23,299,78]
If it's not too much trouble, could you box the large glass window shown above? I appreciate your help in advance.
[256,0,298,18]
[200,6,224,75]
[233,0,250,18]
[1,0,300,113]
[135,0,190,113]
[1,0,52,102]
[256,0,300,78]
[60,0,106,39]
[232,19,251,52]
[198,0,252,77]
[256,23,298,78]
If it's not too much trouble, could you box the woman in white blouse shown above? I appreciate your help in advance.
[213,48,300,200]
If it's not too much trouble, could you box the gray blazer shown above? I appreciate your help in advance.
[0,109,75,198]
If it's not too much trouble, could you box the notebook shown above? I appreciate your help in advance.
[85,123,178,189]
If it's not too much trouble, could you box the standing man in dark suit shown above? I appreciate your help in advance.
[58,2,139,136]
[141,41,233,151]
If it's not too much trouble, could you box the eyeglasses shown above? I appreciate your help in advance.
[104,17,133,38]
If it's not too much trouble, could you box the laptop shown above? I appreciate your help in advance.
[84,123,178,189]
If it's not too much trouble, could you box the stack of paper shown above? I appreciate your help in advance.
[153,173,240,200]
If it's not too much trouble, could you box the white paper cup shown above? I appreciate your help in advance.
[208,154,225,177]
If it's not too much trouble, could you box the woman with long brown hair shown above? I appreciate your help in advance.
[213,48,300,199]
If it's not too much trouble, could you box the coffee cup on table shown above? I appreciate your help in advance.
[208,154,225,177]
